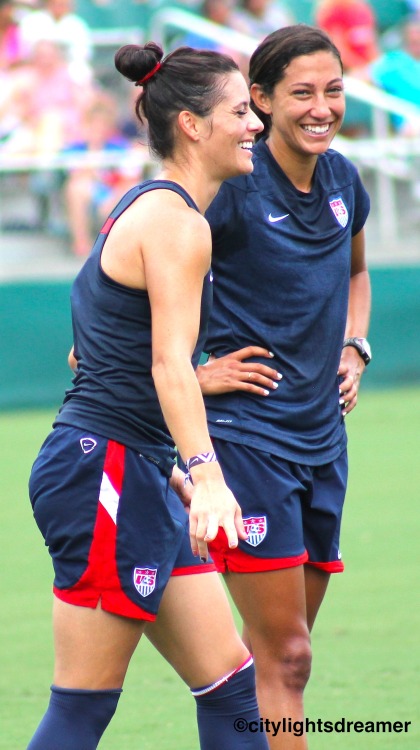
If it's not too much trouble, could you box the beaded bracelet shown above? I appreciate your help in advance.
[184,451,218,484]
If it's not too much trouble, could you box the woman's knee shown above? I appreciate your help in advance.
[256,632,312,692]
[280,634,312,690]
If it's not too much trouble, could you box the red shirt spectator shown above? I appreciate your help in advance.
[315,0,379,72]
[0,0,27,70]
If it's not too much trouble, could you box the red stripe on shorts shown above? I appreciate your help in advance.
[53,440,156,621]
[208,528,309,573]
[305,559,344,573]
[171,562,216,576]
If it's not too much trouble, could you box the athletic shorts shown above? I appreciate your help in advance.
[209,438,347,575]
[29,425,215,621]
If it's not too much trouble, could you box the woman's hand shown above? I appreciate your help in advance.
[68,346,77,373]
[169,464,193,512]
[197,346,282,396]
[188,464,247,561]
[338,347,365,416]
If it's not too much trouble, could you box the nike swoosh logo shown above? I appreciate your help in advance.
[268,213,290,223]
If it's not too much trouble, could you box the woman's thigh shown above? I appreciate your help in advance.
[145,572,249,688]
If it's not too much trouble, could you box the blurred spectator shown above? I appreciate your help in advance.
[0,38,92,154]
[0,71,42,154]
[369,16,420,135]
[117,81,149,143]
[315,0,379,74]
[63,93,143,256]
[19,0,93,83]
[231,0,294,40]
[408,1,420,12]
[0,0,27,70]
[0,38,96,231]
[169,0,250,73]
[179,0,236,50]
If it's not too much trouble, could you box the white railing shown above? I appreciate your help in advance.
[150,6,258,56]
[0,148,152,174]
[90,27,143,47]
[0,149,156,239]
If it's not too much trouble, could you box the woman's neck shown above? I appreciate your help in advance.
[266,136,318,194]
[157,163,222,215]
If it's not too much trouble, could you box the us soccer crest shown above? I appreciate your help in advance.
[133,567,157,597]
[243,516,267,547]
[329,197,348,227]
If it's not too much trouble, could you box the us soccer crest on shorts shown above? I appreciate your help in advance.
[133,567,157,597]
[329,197,348,227]
[243,516,267,547]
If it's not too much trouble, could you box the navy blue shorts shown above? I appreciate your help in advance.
[29,425,215,621]
[209,438,347,574]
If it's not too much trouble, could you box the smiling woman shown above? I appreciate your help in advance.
[25,41,266,750]
[196,24,372,750]
[248,27,346,188]
[252,48,345,189]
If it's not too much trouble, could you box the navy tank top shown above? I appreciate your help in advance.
[55,180,213,476]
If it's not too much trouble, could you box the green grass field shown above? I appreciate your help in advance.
[1,388,419,749]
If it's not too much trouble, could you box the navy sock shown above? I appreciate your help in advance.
[26,685,122,750]
[192,658,268,749]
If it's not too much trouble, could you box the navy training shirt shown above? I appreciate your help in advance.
[55,180,212,476]
[204,139,370,465]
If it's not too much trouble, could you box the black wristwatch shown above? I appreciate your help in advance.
[343,337,372,366]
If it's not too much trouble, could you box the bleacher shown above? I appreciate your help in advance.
[1,0,420,278]
[1,1,419,411]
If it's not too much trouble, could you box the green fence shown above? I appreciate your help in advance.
[75,0,153,31]
[366,266,420,387]
[0,266,419,410]
[1,281,73,411]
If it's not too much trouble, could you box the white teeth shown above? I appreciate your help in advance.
[302,124,330,134]
[239,141,253,149]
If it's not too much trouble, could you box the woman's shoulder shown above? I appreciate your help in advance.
[129,185,209,248]
[319,148,361,181]
[318,150,370,218]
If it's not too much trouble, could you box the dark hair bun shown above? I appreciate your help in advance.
[114,42,163,84]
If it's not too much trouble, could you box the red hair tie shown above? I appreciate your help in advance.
[136,61,162,86]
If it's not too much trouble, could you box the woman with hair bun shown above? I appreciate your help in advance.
[26,42,266,750]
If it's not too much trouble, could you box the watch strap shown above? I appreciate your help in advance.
[343,337,371,365]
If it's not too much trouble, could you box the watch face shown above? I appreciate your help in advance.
[358,338,372,360]
[344,337,372,364]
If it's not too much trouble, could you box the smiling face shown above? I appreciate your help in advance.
[202,70,264,179]
[252,50,345,162]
